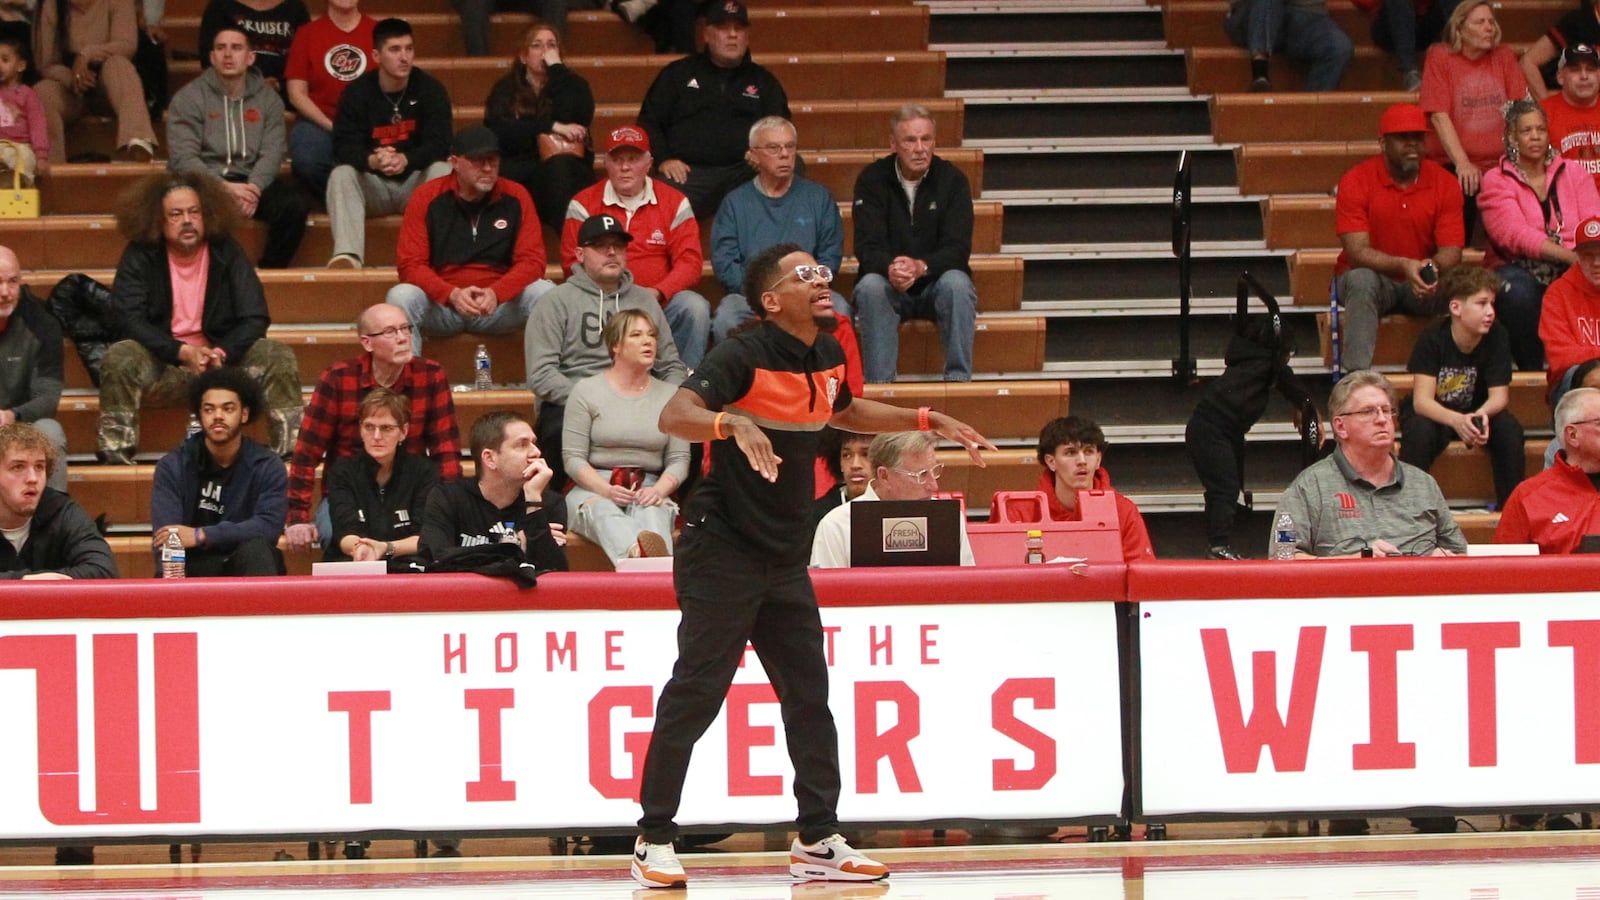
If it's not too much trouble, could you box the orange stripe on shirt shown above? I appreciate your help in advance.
[729,364,847,431]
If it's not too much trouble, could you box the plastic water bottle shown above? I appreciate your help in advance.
[186,415,202,438]
[161,530,187,579]
[1271,511,1298,560]
[474,344,492,390]
[1024,529,1045,565]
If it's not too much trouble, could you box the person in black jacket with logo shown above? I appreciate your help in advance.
[636,0,788,219]
[324,387,438,570]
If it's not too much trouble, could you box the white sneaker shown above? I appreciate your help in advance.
[789,834,889,882]
[630,837,687,889]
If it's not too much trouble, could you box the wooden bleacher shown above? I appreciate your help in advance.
[34,147,985,217]
[1162,0,1560,52]
[168,7,932,58]
[66,98,967,164]
[166,51,949,103]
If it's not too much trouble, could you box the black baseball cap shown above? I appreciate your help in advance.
[451,125,500,158]
[703,0,748,26]
[577,214,634,246]
[1562,43,1600,68]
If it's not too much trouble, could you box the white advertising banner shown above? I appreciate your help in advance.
[1140,592,1600,817]
[0,601,1124,840]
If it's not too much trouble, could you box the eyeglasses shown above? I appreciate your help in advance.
[766,264,834,291]
[891,463,945,484]
[363,324,417,340]
[1568,417,1600,430]
[361,423,401,436]
[753,141,798,156]
[1336,405,1397,422]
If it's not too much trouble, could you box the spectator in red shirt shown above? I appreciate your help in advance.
[1334,103,1465,372]
[999,415,1154,565]
[282,0,374,197]
[283,302,461,552]
[562,124,709,367]
[387,125,554,353]
[1543,44,1600,194]
[1497,386,1600,552]
[1540,215,1600,405]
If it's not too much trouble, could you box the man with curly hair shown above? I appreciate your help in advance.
[96,172,302,463]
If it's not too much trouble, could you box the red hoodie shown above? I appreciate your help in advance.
[992,467,1155,564]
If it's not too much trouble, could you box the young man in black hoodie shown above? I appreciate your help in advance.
[150,366,287,576]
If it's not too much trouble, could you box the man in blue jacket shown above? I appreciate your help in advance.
[150,366,287,576]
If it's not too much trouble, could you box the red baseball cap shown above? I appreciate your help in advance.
[1577,215,1600,248]
[606,125,650,154]
[1378,103,1427,136]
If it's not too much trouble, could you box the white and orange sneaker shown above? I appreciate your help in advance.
[630,837,687,889]
[789,834,889,882]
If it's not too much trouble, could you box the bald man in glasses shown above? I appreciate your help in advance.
[284,302,461,552]
[809,429,974,568]
[1275,368,1465,559]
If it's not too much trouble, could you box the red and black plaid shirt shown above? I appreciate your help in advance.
[286,354,462,523]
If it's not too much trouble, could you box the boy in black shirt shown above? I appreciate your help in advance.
[1399,265,1525,506]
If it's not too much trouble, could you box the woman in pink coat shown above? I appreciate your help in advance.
[1478,98,1600,370]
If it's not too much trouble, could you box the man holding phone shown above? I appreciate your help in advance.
[1398,264,1526,508]
[1334,103,1465,372]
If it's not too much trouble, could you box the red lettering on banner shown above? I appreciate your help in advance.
[1350,624,1415,770]
[444,633,467,673]
[587,686,652,800]
[921,625,940,665]
[495,633,518,673]
[823,626,840,665]
[854,681,922,793]
[991,677,1057,790]
[870,626,893,666]
[1200,627,1324,773]
[464,688,517,801]
[0,633,200,825]
[547,631,576,672]
[606,631,624,671]
[328,691,391,803]
[1548,620,1600,763]
[727,684,783,796]
[1441,622,1520,767]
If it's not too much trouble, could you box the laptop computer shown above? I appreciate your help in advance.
[848,499,965,567]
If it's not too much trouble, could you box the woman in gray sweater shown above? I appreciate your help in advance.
[561,308,689,561]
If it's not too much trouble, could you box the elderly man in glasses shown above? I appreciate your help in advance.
[852,104,978,384]
[809,430,973,568]
[710,116,848,343]
[1275,369,1466,559]
[1496,387,1600,552]
[283,302,462,552]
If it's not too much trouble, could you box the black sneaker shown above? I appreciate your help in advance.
[1208,545,1246,560]
[1249,75,1273,92]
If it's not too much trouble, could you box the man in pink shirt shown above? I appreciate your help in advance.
[96,172,301,464]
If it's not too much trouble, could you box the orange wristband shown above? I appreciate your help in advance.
[713,412,729,440]
[917,406,932,432]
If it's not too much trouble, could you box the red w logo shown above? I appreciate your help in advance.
[0,634,200,825]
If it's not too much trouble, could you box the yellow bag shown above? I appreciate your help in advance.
[0,141,39,219]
